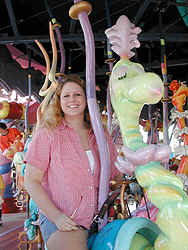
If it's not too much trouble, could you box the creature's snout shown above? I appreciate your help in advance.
[126,72,164,104]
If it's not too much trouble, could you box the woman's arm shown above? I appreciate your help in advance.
[24,164,60,221]
[24,164,78,231]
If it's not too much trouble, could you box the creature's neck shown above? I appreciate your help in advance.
[120,55,129,60]
[114,98,145,150]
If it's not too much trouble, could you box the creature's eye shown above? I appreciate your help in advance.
[111,65,128,81]
[118,73,127,80]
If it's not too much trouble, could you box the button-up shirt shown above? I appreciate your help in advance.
[25,120,119,229]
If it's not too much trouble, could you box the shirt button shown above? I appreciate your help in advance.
[88,169,90,172]
[89,186,93,190]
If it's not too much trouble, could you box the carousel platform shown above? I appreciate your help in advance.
[0,212,42,250]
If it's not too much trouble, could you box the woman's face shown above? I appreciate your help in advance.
[60,81,86,118]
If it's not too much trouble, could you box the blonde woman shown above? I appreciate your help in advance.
[24,74,122,250]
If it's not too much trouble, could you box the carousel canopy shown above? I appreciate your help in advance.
[0,0,187,120]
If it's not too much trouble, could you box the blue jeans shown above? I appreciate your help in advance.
[39,213,88,244]
[39,213,58,244]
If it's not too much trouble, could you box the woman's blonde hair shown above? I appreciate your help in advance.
[38,74,90,130]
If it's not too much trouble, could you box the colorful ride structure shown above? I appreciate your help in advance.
[0,128,25,213]
[169,80,188,176]
[0,153,21,213]
[0,100,39,125]
[0,100,28,213]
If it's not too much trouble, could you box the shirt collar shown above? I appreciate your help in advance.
[58,119,94,136]
[58,119,70,130]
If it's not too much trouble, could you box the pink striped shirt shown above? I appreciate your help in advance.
[25,120,119,229]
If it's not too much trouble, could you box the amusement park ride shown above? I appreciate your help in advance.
[0,0,188,249]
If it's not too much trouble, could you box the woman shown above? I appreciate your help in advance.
[24,74,121,250]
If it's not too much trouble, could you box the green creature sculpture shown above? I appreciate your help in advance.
[105,15,188,249]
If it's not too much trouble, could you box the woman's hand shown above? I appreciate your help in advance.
[54,213,79,232]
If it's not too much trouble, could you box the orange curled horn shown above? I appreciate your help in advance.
[34,40,51,96]
[34,21,60,128]
[35,21,59,97]
[48,21,59,87]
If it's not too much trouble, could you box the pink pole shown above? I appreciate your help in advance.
[74,1,110,225]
